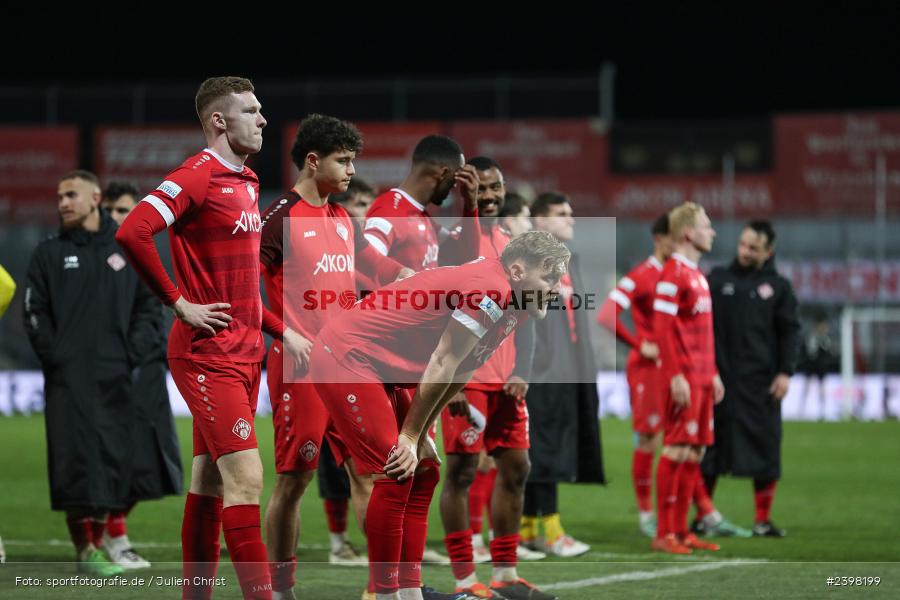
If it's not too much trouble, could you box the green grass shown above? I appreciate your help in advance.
[1,417,898,599]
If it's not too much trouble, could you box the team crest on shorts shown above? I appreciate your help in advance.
[460,427,480,447]
[648,413,660,428]
[300,440,319,462]
[232,418,252,440]
[686,420,699,436]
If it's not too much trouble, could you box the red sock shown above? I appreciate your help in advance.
[107,512,128,538]
[324,498,349,534]
[632,449,655,513]
[182,493,223,600]
[65,516,93,552]
[673,461,699,537]
[444,529,475,581]
[468,469,491,534]
[91,518,106,548]
[366,477,413,594]
[655,456,679,538]
[753,479,778,523]
[222,504,271,599]
[269,556,297,593]
[693,469,716,519]
[489,533,519,569]
[399,467,440,590]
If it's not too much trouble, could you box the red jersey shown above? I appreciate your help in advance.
[467,224,516,390]
[259,191,357,341]
[317,257,522,385]
[652,253,717,386]
[599,255,664,370]
[364,188,440,271]
[142,149,264,362]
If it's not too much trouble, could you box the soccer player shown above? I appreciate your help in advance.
[702,220,800,538]
[116,76,303,599]
[311,230,568,600]
[650,202,724,555]
[259,114,411,599]
[438,157,544,599]
[101,181,140,224]
[598,213,672,537]
[497,193,532,238]
[363,134,480,271]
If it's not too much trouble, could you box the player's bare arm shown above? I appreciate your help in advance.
[455,164,479,212]
[671,373,691,408]
[282,327,314,373]
[503,375,529,400]
[712,373,726,404]
[172,297,232,336]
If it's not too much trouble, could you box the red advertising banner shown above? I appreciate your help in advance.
[0,127,79,222]
[778,260,900,304]
[95,126,206,193]
[775,112,900,215]
[282,121,443,190]
[448,119,608,214]
[604,174,774,219]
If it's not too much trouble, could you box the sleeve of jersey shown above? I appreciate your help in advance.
[651,275,683,382]
[363,211,395,257]
[597,275,639,348]
[259,204,285,271]
[115,201,181,305]
[451,277,505,340]
[353,220,404,283]
[262,306,286,339]
[143,166,209,226]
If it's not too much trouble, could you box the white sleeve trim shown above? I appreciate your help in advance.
[653,299,678,315]
[365,217,393,236]
[609,289,631,309]
[452,308,488,339]
[141,195,175,227]
[364,234,388,256]
[618,276,636,292]
[656,281,678,297]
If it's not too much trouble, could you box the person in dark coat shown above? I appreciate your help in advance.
[701,219,800,537]
[23,170,161,575]
[520,192,604,558]
[98,182,183,569]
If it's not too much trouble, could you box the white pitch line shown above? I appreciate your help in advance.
[3,539,331,551]
[537,559,765,591]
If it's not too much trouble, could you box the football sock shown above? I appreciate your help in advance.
[269,556,296,594]
[489,533,519,571]
[655,456,679,538]
[541,513,564,544]
[632,449,655,513]
[324,498,348,535]
[468,468,496,534]
[674,461,699,537]
[753,479,778,523]
[222,504,272,599]
[65,516,93,553]
[181,493,223,600]
[693,468,716,519]
[367,477,413,595]
[399,467,439,590]
[519,516,538,542]
[444,529,475,581]
[106,511,128,539]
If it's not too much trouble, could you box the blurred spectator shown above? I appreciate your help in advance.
[101,182,140,225]
[498,192,533,238]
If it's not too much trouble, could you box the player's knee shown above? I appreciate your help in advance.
[447,454,478,490]
[496,450,530,491]
[274,470,315,501]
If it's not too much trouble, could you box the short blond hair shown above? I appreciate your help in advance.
[501,230,571,278]
[195,76,255,124]
[668,202,706,241]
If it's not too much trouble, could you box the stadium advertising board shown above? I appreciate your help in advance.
[95,126,206,193]
[778,260,900,304]
[0,127,78,223]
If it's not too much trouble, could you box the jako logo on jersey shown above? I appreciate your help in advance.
[692,297,713,314]
[221,187,234,194]
[232,418,252,440]
[304,230,317,238]
[232,211,262,235]
[157,180,182,199]
[300,440,319,462]
[313,253,354,275]
[63,256,80,269]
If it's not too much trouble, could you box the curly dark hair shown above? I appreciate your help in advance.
[290,114,363,170]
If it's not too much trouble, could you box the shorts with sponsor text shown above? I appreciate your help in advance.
[441,387,529,454]
[267,341,329,474]
[663,382,714,447]
[169,357,261,462]
[627,360,664,434]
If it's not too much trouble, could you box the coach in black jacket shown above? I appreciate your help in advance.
[702,220,800,537]
[23,171,160,574]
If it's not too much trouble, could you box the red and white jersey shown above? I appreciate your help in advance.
[467,224,515,389]
[652,253,717,385]
[259,191,357,341]
[142,148,264,361]
[610,255,664,370]
[364,188,439,271]
[318,257,523,385]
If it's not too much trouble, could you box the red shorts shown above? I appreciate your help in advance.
[627,360,664,434]
[267,342,330,474]
[663,383,714,447]
[441,387,529,454]
[310,343,412,476]
[169,357,261,462]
